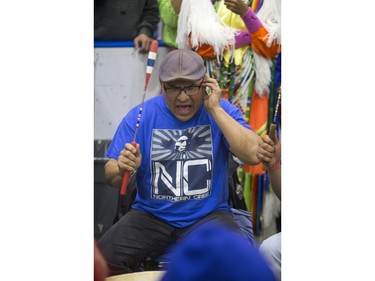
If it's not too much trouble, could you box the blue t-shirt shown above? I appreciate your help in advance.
[106,95,251,227]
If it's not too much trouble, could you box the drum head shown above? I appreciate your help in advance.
[106,271,165,281]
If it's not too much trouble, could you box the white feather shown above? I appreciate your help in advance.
[256,0,281,47]
[176,0,236,58]
[252,0,281,96]
[253,52,273,97]
[261,191,281,230]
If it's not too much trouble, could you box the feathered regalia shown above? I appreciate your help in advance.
[177,0,281,235]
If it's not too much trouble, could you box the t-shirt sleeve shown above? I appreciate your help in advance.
[106,111,137,160]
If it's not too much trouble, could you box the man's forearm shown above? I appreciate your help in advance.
[210,107,261,165]
[269,167,281,200]
[140,0,160,37]
[104,159,123,188]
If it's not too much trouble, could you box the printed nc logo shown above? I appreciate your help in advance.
[152,159,212,200]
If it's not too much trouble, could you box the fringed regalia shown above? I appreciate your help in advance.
[178,0,281,236]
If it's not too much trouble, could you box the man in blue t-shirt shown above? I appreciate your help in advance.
[97,49,273,276]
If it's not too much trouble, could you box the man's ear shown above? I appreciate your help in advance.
[160,82,165,94]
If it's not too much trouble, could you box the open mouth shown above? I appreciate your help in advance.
[176,105,192,115]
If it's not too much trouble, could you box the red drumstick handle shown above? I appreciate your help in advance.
[120,141,137,196]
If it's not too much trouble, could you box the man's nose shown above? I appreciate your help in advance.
[177,90,190,101]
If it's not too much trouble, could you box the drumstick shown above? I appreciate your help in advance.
[262,86,281,170]
[120,40,159,196]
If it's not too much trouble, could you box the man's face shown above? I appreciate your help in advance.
[175,136,188,152]
[162,78,204,122]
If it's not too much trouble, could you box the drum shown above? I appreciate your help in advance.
[106,271,165,281]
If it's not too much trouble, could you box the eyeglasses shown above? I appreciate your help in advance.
[163,82,203,97]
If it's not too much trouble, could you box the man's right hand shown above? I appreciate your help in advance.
[134,34,153,53]
[118,143,142,175]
